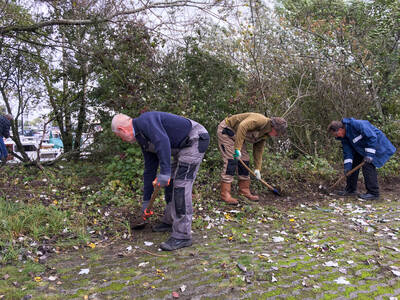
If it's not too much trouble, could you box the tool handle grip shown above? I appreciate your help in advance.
[144,185,161,213]
[238,158,275,191]
[329,161,365,190]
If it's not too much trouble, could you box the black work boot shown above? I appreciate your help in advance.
[336,190,358,197]
[358,193,379,200]
[152,222,172,232]
[160,237,192,251]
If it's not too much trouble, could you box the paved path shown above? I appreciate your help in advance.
[34,189,400,299]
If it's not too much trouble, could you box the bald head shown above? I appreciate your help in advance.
[111,113,136,143]
[111,113,132,132]
[4,114,12,121]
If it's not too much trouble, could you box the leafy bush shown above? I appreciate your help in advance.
[378,152,400,178]
[105,146,144,192]
[261,151,336,184]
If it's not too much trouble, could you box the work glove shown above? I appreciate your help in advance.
[141,200,150,213]
[254,169,261,180]
[364,156,373,164]
[233,149,241,160]
[153,174,171,187]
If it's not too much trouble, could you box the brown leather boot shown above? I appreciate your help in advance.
[238,180,259,201]
[221,182,238,205]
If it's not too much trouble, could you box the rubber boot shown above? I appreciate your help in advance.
[238,180,259,201]
[221,182,238,205]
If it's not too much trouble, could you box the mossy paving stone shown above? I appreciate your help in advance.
[25,188,400,299]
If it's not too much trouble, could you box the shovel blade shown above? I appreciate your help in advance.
[130,215,148,230]
[272,188,281,196]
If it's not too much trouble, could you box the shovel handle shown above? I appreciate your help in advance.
[143,184,161,217]
[329,161,366,190]
[238,158,275,191]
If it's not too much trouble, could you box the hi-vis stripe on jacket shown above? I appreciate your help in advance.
[337,118,396,169]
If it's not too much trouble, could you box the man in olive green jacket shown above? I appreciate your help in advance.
[217,113,287,204]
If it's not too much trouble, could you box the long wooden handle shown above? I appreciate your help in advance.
[144,185,161,213]
[238,158,275,191]
[329,161,366,190]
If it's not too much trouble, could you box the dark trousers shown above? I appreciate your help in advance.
[346,151,379,196]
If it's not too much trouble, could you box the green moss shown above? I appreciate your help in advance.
[359,270,374,279]
[69,288,90,298]
[237,255,252,266]
[260,288,284,297]
[322,293,338,300]
[376,285,394,294]
[344,286,357,296]
[89,252,102,261]
[120,268,141,276]
[334,247,346,253]
[98,281,126,292]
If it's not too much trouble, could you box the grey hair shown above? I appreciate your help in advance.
[111,113,132,132]
[327,121,344,133]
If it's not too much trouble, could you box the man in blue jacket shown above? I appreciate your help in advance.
[112,112,210,250]
[0,114,12,166]
[328,118,396,200]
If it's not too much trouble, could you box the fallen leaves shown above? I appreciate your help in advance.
[156,269,165,277]
[78,268,90,275]
[272,236,284,243]
[138,262,149,267]
[324,261,339,267]
[334,277,350,285]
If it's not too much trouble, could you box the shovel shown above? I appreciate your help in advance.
[238,158,281,196]
[131,185,161,230]
[321,161,365,194]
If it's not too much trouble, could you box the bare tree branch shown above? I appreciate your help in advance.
[0,1,215,35]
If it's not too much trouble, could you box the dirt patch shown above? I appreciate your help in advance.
[82,176,103,186]
[30,180,48,187]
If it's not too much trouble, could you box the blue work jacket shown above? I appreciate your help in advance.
[337,118,396,169]
[132,111,192,202]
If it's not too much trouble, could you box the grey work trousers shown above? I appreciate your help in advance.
[161,120,209,239]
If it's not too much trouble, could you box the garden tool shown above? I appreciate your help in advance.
[329,161,366,190]
[131,185,161,230]
[320,161,365,194]
[238,158,281,196]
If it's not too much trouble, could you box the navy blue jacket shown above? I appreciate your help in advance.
[337,118,396,169]
[132,111,192,201]
[0,115,11,138]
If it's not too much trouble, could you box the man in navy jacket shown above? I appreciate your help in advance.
[0,114,12,166]
[328,118,396,200]
[112,112,210,250]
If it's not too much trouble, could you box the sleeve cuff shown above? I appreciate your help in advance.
[344,159,353,165]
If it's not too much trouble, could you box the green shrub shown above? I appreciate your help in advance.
[378,152,400,178]
[105,146,144,191]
